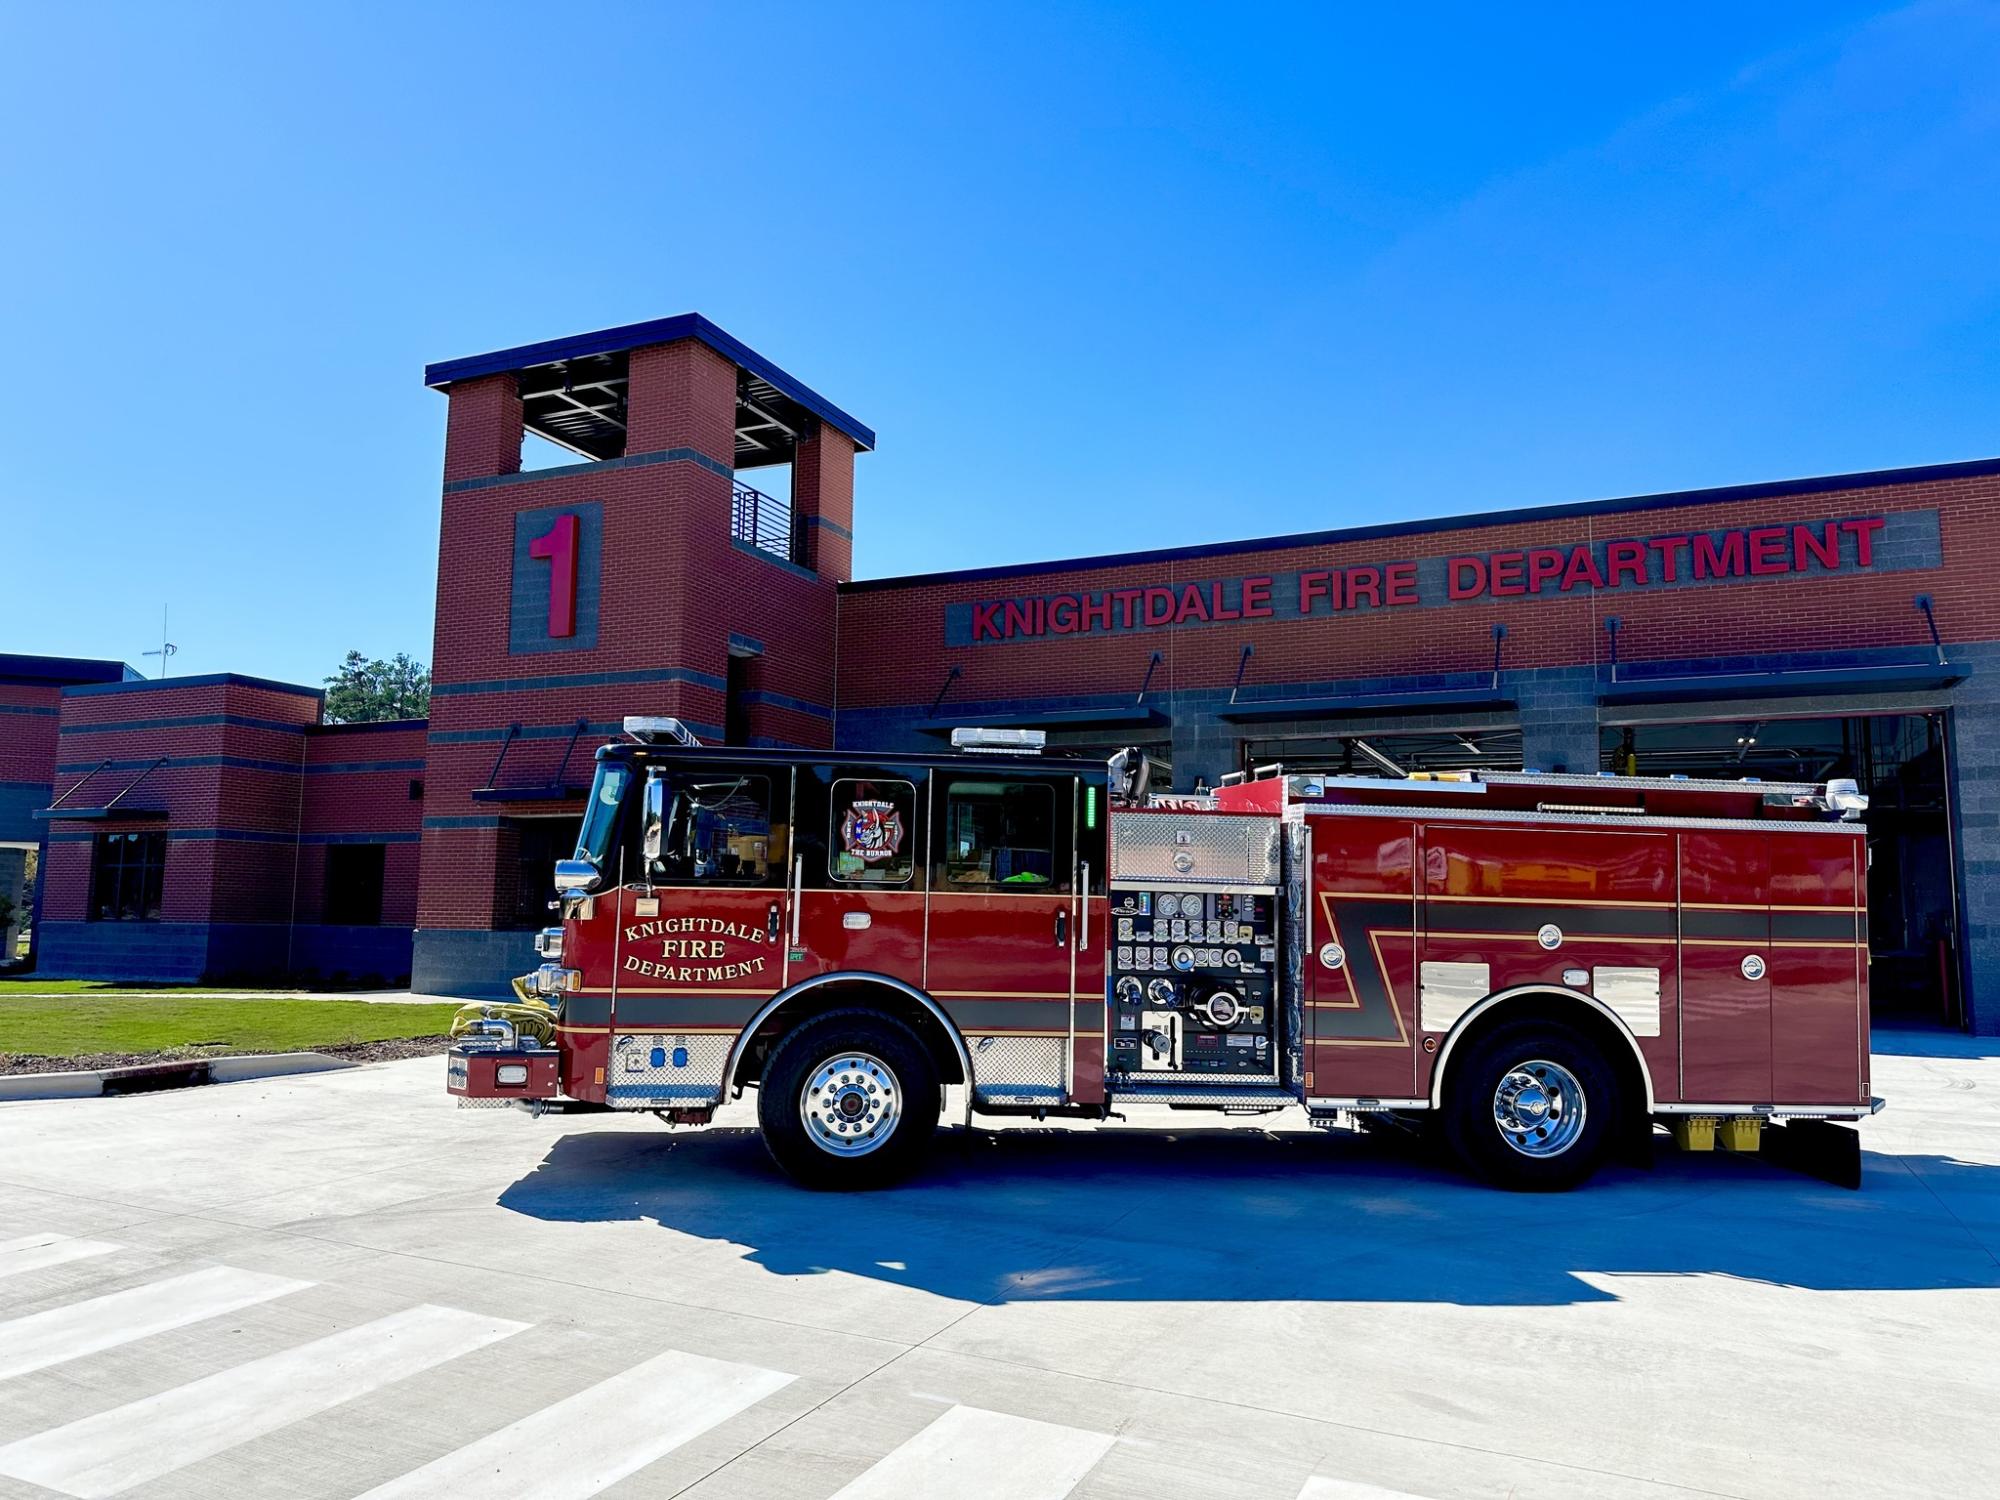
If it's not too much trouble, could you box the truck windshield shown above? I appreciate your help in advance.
[575,761,632,866]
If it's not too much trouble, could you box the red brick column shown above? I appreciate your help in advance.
[793,424,855,580]
[626,339,737,460]
[442,374,523,483]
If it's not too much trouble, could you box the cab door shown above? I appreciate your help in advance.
[787,764,928,986]
[609,762,794,1035]
[925,771,1080,1088]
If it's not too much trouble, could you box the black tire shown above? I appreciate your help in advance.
[757,1009,941,1190]
[1442,1019,1620,1191]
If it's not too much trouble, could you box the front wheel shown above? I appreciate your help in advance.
[757,1009,941,1189]
[1443,1020,1620,1191]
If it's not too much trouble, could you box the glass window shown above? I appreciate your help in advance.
[648,772,781,884]
[508,817,582,929]
[575,760,632,865]
[324,844,387,926]
[89,831,165,921]
[942,780,1059,889]
[829,778,916,885]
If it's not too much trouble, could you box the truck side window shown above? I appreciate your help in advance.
[646,772,780,884]
[829,778,916,885]
[942,780,1059,890]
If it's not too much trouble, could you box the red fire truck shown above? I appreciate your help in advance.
[449,719,1881,1190]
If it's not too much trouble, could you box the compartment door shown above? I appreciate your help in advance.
[1768,831,1866,1105]
[1308,816,1418,1101]
[1678,831,1771,1104]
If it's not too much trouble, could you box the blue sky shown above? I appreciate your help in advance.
[3,2,1997,687]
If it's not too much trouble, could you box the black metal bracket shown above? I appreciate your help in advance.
[1915,594,1947,666]
[1228,644,1255,705]
[548,718,589,793]
[1604,616,1622,682]
[481,723,522,792]
[47,758,111,810]
[1136,650,1164,704]
[102,756,168,812]
[929,665,962,717]
[1490,622,1508,690]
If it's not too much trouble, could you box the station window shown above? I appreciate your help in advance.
[89,831,165,922]
[646,772,782,884]
[941,780,1058,889]
[829,778,916,885]
[506,817,582,929]
[324,844,388,926]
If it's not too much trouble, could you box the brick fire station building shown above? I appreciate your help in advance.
[5,315,1996,1031]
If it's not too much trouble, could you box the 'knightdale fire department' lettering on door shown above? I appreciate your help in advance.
[621,914,771,984]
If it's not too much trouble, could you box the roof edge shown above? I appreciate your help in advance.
[62,671,326,701]
[423,313,876,453]
[839,454,2000,594]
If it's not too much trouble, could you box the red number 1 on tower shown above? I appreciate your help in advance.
[528,513,579,639]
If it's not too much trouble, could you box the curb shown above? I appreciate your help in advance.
[0,1051,360,1102]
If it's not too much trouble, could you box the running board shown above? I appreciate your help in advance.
[1107,1083,1299,1108]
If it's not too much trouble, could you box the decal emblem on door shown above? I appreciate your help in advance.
[840,800,905,863]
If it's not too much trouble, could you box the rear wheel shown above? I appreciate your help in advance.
[757,1009,941,1190]
[1443,1020,1619,1191]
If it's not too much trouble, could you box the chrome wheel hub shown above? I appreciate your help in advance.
[1492,1059,1586,1158]
[801,1051,901,1157]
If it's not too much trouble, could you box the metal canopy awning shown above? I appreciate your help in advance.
[1599,662,1970,705]
[468,721,592,802]
[34,757,169,821]
[1217,686,1516,723]
[31,804,166,822]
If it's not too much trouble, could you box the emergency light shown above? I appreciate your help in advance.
[623,716,702,746]
[949,727,1047,754]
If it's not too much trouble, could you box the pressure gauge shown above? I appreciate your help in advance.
[1115,976,1143,1004]
[1158,893,1182,918]
[1146,977,1178,1006]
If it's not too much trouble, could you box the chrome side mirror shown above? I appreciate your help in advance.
[552,857,601,894]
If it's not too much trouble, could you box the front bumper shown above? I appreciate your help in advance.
[446,1045,561,1103]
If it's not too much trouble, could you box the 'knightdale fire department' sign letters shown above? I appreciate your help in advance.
[945,510,1940,646]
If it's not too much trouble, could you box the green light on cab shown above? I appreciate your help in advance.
[1086,785,1098,829]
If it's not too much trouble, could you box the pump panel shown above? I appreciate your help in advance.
[1107,885,1280,1081]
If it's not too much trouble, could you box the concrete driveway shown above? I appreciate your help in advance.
[0,1031,1995,1499]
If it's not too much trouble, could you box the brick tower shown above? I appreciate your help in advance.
[413,316,873,995]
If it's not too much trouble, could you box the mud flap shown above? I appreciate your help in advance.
[1762,1119,1862,1190]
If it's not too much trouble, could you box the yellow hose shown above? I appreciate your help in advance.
[449,993,558,1047]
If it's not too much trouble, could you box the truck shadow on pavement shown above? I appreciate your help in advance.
[497,1123,2000,1307]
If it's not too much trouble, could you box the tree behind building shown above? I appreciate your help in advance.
[324,651,431,724]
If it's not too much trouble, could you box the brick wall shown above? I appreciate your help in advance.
[35,674,321,981]
[834,468,2000,723]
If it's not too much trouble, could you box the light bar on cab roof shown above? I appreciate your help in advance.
[950,727,1047,754]
[623,716,702,746]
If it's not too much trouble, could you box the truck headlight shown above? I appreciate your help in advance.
[533,926,564,960]
[533,964,581,996]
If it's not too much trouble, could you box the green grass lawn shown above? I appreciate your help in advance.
[0,978,299,994]
[0,994,461,1062]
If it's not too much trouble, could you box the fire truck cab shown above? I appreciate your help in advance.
[449,719,1882,1191]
